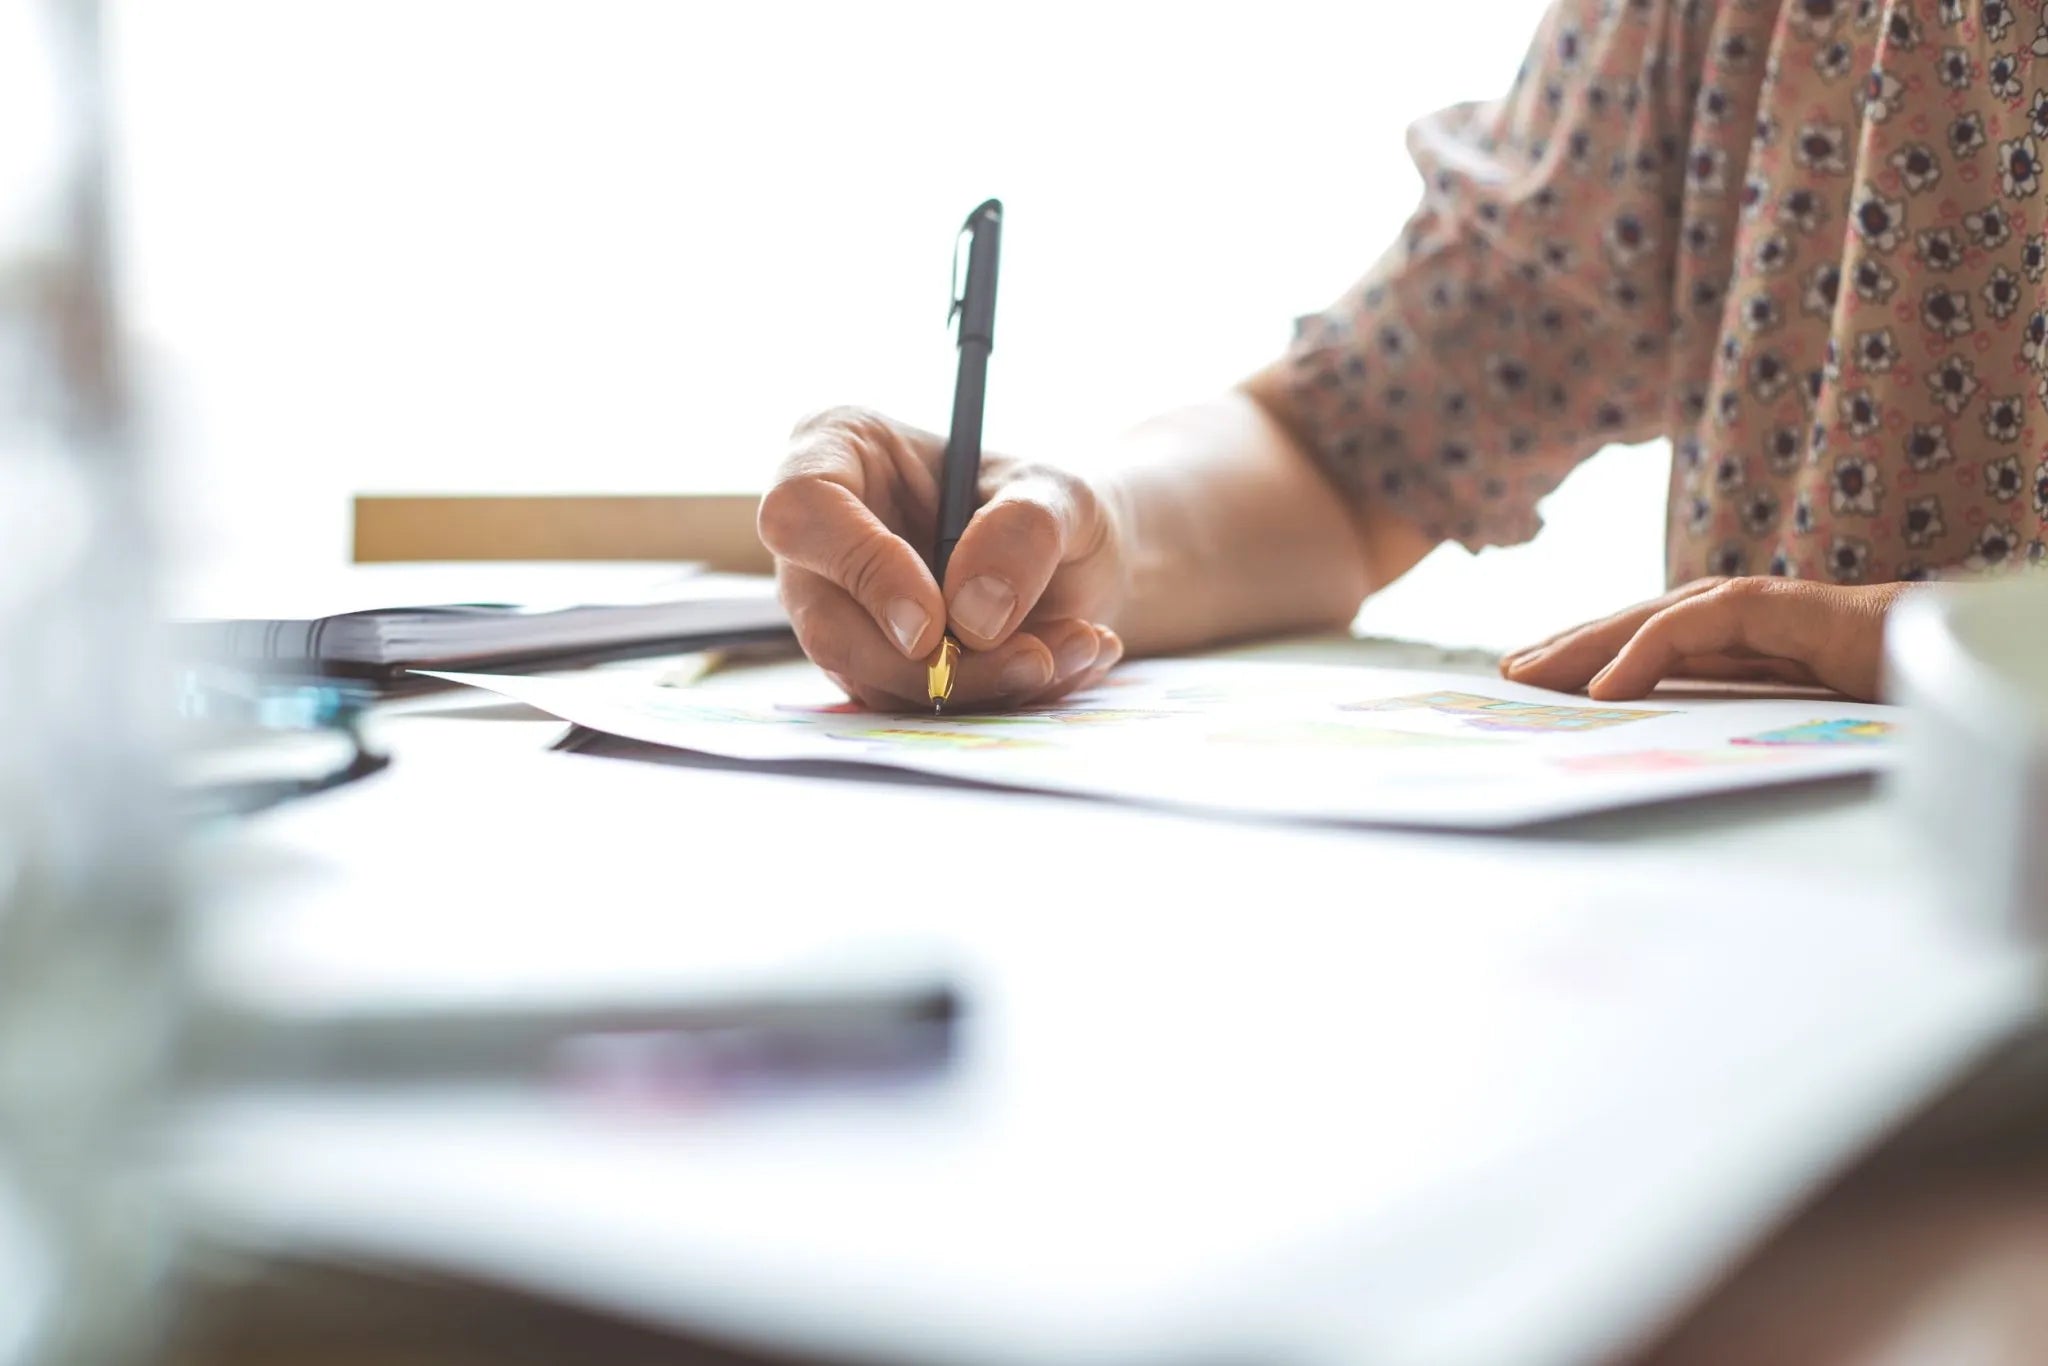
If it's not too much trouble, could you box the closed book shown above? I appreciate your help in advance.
[174,562,788,677]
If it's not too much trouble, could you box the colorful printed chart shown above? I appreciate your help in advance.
[432,660,1903,830]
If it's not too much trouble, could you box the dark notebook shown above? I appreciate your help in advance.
[175,562,789,681]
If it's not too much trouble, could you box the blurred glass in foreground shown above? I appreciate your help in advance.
[1885,575,2048,939]
[0,1,183,1363]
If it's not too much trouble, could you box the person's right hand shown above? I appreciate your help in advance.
[758,407,1128,711]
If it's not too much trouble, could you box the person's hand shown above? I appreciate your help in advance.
[1498,579,1915,701]
[758,407,1127,711]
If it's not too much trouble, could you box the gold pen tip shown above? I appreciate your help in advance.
[926,635,961,710]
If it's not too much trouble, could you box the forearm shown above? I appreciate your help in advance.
[1098,370,1436,657]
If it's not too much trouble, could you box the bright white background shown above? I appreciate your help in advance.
[107,0,1667,650]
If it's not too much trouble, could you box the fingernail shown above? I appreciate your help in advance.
[884,598,928,656]
[1095,628,1124,668]
[951,576,1016,641]
[1054,632,1099,679]
[1588,662,1615,692]
[999,653,1051,696]
[1504,646,1547,674]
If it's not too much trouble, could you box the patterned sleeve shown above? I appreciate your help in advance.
[1283,0,1710,551]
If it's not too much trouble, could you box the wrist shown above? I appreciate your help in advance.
[1088,462,1155,648]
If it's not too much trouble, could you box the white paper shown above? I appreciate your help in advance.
[429,660,1901,828]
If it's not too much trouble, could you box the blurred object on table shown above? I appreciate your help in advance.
[0,2,186,1363]
[171,669,388,821]
[1885,576,2048,941]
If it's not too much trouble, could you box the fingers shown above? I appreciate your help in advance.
[941,470,1104,649]
[761,473,946,661]
[1047,627,1126,703]
[1504,579,1905,702]
[779,566,947,709]
[1652,653,1818,686]
[1024,617,1103,691]
[1013,623,1124,707]
[1585,580,1895,700]
[782,566,1110,711]
[1586,582,1800,700]
[1501,579,1727,692]
[907,615,1111,711]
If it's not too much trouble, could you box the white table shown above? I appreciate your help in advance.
[167,639,2044,1366]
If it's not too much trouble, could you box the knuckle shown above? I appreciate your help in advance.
[780,408,902,484]
[828,527,900,603]
[1716,575,1803,611]
[1000,459,1060,487]
[1638,599,1694,638]
[1058,474,1110,552]
[756,475,827,550]
[1065,472,1102,521]
[1704,576,1764,605]
[989,495,1063,560]
[1006,462,1087,513]
[789,404,882,442]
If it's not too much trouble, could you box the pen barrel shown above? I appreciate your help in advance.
[933,338,989,585]
[933,198,1000,590]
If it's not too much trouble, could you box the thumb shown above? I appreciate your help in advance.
[941,471,1100,648]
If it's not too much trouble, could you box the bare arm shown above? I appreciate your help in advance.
[1100,366,1437,657]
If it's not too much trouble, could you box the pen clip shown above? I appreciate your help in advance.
[947,198,1003,331]
[947,225,971,330]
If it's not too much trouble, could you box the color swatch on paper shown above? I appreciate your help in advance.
[1346,690,1668,735]
[1732,718,1897,746]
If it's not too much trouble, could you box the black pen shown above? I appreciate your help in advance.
[927,197,1003,711]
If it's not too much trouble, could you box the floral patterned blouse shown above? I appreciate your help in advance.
[1285,0,2048,586]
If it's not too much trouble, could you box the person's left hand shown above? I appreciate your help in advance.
[1498,579,1917,702]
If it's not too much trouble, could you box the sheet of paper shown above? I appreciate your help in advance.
[429,660,1901,829]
